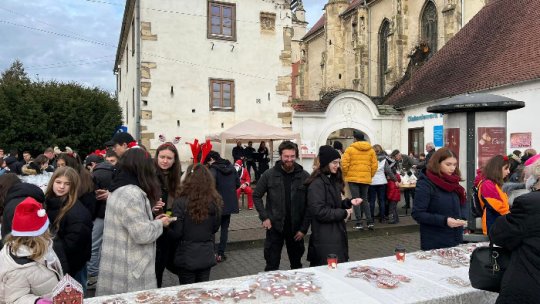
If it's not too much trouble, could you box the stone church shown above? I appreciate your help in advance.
[291,0,486,164]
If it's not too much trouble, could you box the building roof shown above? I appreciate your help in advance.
[113,0,135,72]
[340,0,363,17]
[302,14,326,40]
[384,0,540,109]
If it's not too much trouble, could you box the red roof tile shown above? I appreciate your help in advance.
[384,0,540,108]
[302,14,326,40]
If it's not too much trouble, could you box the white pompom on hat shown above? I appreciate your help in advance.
[11,197,49,237]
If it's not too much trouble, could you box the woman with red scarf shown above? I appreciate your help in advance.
[412,147,467,250]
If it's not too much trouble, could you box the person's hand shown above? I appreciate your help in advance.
[36,298,52,304]
[351,198,362,206]
[447,217,467,228]
[294,231,305,241]
[345,208,353,221]
[262,219,272,230]
[395,181,400,187]
[152,199,165,214]
[95,189,109,201]
[156,214,171,227]
[241,184,247,189]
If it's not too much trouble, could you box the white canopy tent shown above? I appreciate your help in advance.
[207,119,302,162]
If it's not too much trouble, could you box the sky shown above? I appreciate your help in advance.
[0,0,327,93]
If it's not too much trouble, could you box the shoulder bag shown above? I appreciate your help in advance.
[469,241,511,292]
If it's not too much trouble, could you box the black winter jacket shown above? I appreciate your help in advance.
[411,171,467,250]
[1,183,46,240]
[209,159,240,215]
[170,197,221,271]
[490,190,540,304]
[45,196,93,276]
[92,162,115,219]
[307,174,352,266]
[253,161,310,234]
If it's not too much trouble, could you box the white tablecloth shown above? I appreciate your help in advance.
[85,246,498,304]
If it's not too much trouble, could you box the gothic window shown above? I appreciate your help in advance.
[421,1,438,54]
[378,19,390,97]
[208,1,236,41]
[209,78,235,111]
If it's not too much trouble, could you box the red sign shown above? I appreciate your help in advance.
[445,128,460,162]
[510,132,532,148]
[477,127,506,169]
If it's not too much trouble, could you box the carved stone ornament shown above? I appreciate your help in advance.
[260,12,276,31]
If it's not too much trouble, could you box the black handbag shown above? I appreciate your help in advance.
[469,242,511,292]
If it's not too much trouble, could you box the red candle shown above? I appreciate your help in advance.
[395,246,406,262]
[327,254,338,269]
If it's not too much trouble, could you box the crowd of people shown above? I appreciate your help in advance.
[0,132,539,303]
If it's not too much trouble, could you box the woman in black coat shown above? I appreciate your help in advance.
[489,180,540,304]
[204,151,239,262]
[44,167,93,285]
[411,148,467,250]
[306,146,361,266]
[170,164,222,284]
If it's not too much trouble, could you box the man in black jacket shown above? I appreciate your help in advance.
[86,150,115,289]
[205,151,240,262]
[253,141,310,271]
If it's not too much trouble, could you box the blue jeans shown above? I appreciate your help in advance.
[87,218,104,277]
[368,184,387,220]
[74,266,88,295]
[349,182,372,225]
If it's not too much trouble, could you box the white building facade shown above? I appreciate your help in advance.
[114,0,300,162]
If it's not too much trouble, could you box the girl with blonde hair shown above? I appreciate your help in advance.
[0,197,63,303]
[45,167,93,289]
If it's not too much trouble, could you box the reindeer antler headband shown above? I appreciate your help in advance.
[187,139,212,164]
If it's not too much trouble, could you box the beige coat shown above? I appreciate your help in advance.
[0,243,63,304]
[96,185,163,296]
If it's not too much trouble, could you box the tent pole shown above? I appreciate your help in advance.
[221,134,226,160]
[269,140,274,167]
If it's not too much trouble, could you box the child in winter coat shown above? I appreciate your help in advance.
[387,174,401,224]
[0,197,63,304]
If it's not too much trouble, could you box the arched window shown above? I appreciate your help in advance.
[421,1,438,54]
[378,19,390,96]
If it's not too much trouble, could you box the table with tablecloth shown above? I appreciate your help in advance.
[85,244,498,304]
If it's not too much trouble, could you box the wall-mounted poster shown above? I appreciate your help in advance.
[477,127,506,169]
[300,140,317,158]
[445,128,460,162]
[510,132,532,148]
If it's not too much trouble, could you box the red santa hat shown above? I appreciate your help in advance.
[235,159,243,166]
[11,197,49,237]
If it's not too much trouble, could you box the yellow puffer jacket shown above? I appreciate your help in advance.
[342,141,378,184]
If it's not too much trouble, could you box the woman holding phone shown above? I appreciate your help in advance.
[412,147,468,250]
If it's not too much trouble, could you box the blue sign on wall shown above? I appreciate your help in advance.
[433,125,444,147]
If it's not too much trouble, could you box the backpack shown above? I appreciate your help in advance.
[471,180,488,217]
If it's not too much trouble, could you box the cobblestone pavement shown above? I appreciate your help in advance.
[162,230,421,288]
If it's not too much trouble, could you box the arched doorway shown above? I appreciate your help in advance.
[326,128,369,152]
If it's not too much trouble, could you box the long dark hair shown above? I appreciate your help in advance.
[120,148,161,203]
[154,143,182,199]
[427,147,462,178]
[482,155,509,187]
[179,164,223,224]
[305,164,345,194]
[0,173,21,221]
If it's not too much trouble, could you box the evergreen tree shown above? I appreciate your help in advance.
[0,60,122,158]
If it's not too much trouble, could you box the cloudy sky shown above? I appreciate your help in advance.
[0,0,327,93]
